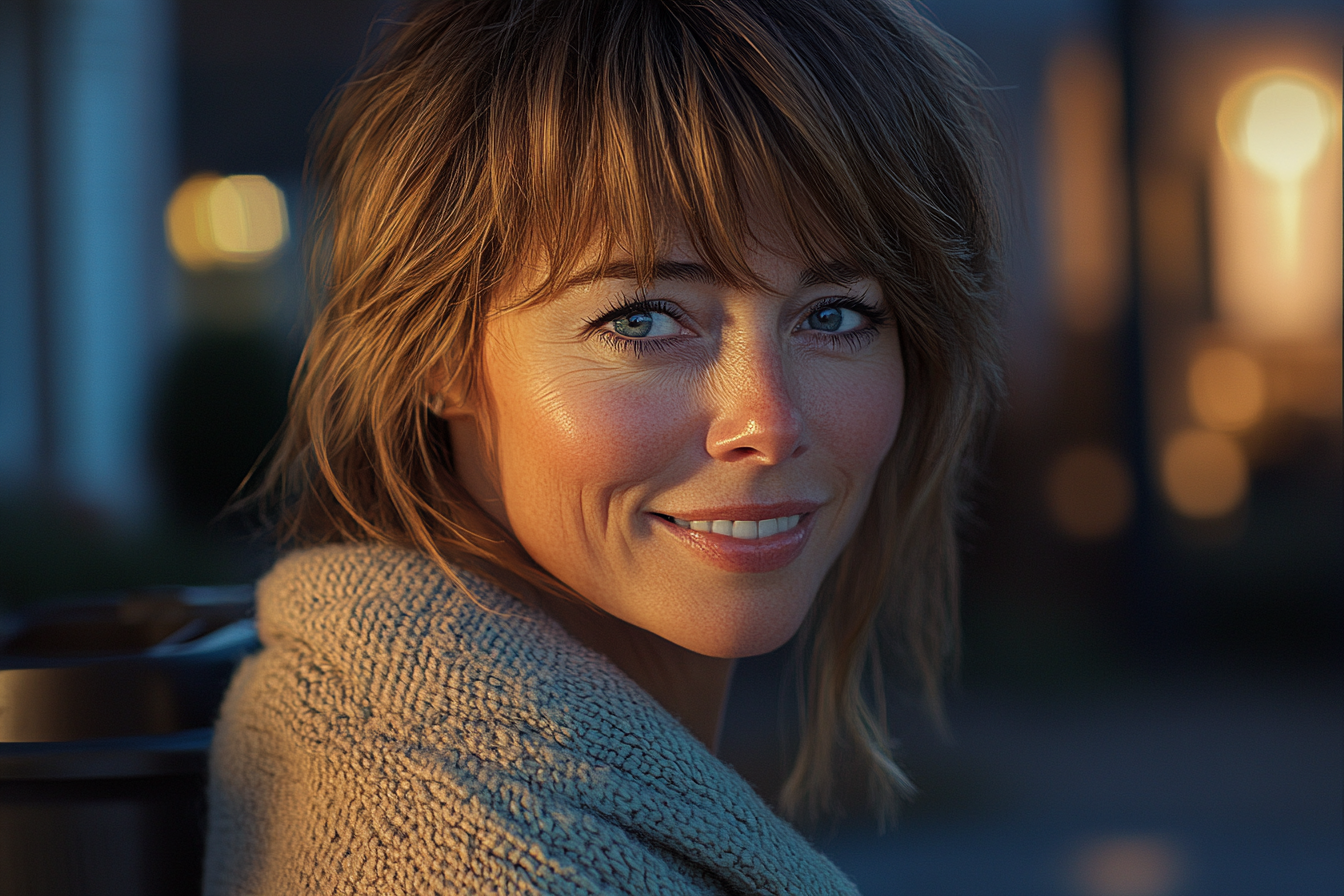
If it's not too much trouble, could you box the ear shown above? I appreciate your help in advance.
[423,362,475,420]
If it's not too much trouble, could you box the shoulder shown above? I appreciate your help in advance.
[251,542,630,725]
[210,543,650,891]
[255,541,526,658]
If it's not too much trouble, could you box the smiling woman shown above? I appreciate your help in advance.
[203,0,1005,893]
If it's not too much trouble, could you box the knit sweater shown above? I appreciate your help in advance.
[203,543,859,895]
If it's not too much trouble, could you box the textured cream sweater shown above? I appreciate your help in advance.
[203,543,859,894]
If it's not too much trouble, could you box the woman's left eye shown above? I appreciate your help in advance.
[800,302,874,335]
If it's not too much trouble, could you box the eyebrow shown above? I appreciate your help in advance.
[557,258,867,292]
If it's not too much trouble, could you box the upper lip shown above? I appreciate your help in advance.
[652,501,822,521]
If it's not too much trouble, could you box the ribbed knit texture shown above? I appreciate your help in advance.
[203,543,859,895]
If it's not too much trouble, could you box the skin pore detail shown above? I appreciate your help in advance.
[435,221,905,751]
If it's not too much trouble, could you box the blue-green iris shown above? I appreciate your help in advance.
[613,311,654,337]
[808,307,843,332]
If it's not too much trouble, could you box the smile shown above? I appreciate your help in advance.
[649,506,818,574]
[668,515,802,540]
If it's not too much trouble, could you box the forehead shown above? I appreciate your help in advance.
[506,210,868,309]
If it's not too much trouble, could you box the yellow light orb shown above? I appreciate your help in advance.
[1161,428,1248,519]
[165,173,289,270]
[1046,445,1134,540]
[1071,835,1185,896]
[165,174,221,270]
[1220,71,1333,183]
[1187,346,1267,432]
[208,175,288,257]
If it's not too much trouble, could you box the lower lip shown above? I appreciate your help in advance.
[650,513,815,573]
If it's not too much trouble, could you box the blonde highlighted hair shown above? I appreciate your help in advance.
[263,0,1005,822]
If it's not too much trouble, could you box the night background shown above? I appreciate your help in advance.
[0,0,1340,894]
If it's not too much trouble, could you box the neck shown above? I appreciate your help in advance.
[535,595,736,752]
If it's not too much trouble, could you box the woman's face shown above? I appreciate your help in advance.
[446,222,905,658]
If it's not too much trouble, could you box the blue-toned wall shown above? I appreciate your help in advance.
[0,0,174,522]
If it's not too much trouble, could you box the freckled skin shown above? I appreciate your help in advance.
[447,227,905,662]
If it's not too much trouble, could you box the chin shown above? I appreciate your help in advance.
[661,603,811,659]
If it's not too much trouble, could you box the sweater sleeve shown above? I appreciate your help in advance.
[203,639,729,896]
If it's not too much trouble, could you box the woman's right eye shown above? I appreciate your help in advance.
[583,298,691,356]
[609,309,682,339]
[585,298,690,353]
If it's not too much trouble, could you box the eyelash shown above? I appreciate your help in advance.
[804,296,890,350]
[583,294,889,356]
[583,297,685,358]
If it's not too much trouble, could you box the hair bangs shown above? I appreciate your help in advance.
[484,0,894,306]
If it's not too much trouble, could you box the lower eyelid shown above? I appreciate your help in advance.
[810,326,879,349]
[594,330,676,354]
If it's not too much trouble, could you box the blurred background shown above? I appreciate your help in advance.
[0,0,1339,894]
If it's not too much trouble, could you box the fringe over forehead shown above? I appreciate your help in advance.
[319,0,999,323]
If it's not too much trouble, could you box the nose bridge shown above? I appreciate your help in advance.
[704,329,806,463]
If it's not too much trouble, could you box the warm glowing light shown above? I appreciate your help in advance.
[1043,39,1127,333]
[1161,429,1248,518]
[1071,835,1185,896]
[1213,68,1342,341]
[165,174,219,270]
[1236,77,1331,183]
[1046,445,1134,540]
[1187,347,1266,431]
[165,173,289,270]
[1222,74,1330,270]
[209,176,288,256]
[1268,341,1344,420]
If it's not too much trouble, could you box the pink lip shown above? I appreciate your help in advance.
[648,509,817,573]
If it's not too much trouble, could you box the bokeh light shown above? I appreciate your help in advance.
[1187,346,1267,432]
[1212,69,1342,339]
[1069,835,1185,896]
[1160,428,1248,518]
[1043,40,1127,334]
[1046,445,1135,540]
[1229,75,1332,183]
[165,173,289,270]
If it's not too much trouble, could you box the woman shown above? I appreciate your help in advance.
[204,0,1004,892]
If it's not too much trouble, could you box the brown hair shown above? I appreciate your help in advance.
[262,0,1005,822]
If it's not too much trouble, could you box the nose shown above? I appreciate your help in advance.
[704,343,808,464]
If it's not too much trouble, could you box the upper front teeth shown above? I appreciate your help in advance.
[670,515,802,539]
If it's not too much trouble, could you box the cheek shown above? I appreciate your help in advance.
[492,366,693,534]
[805,355,905,475]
